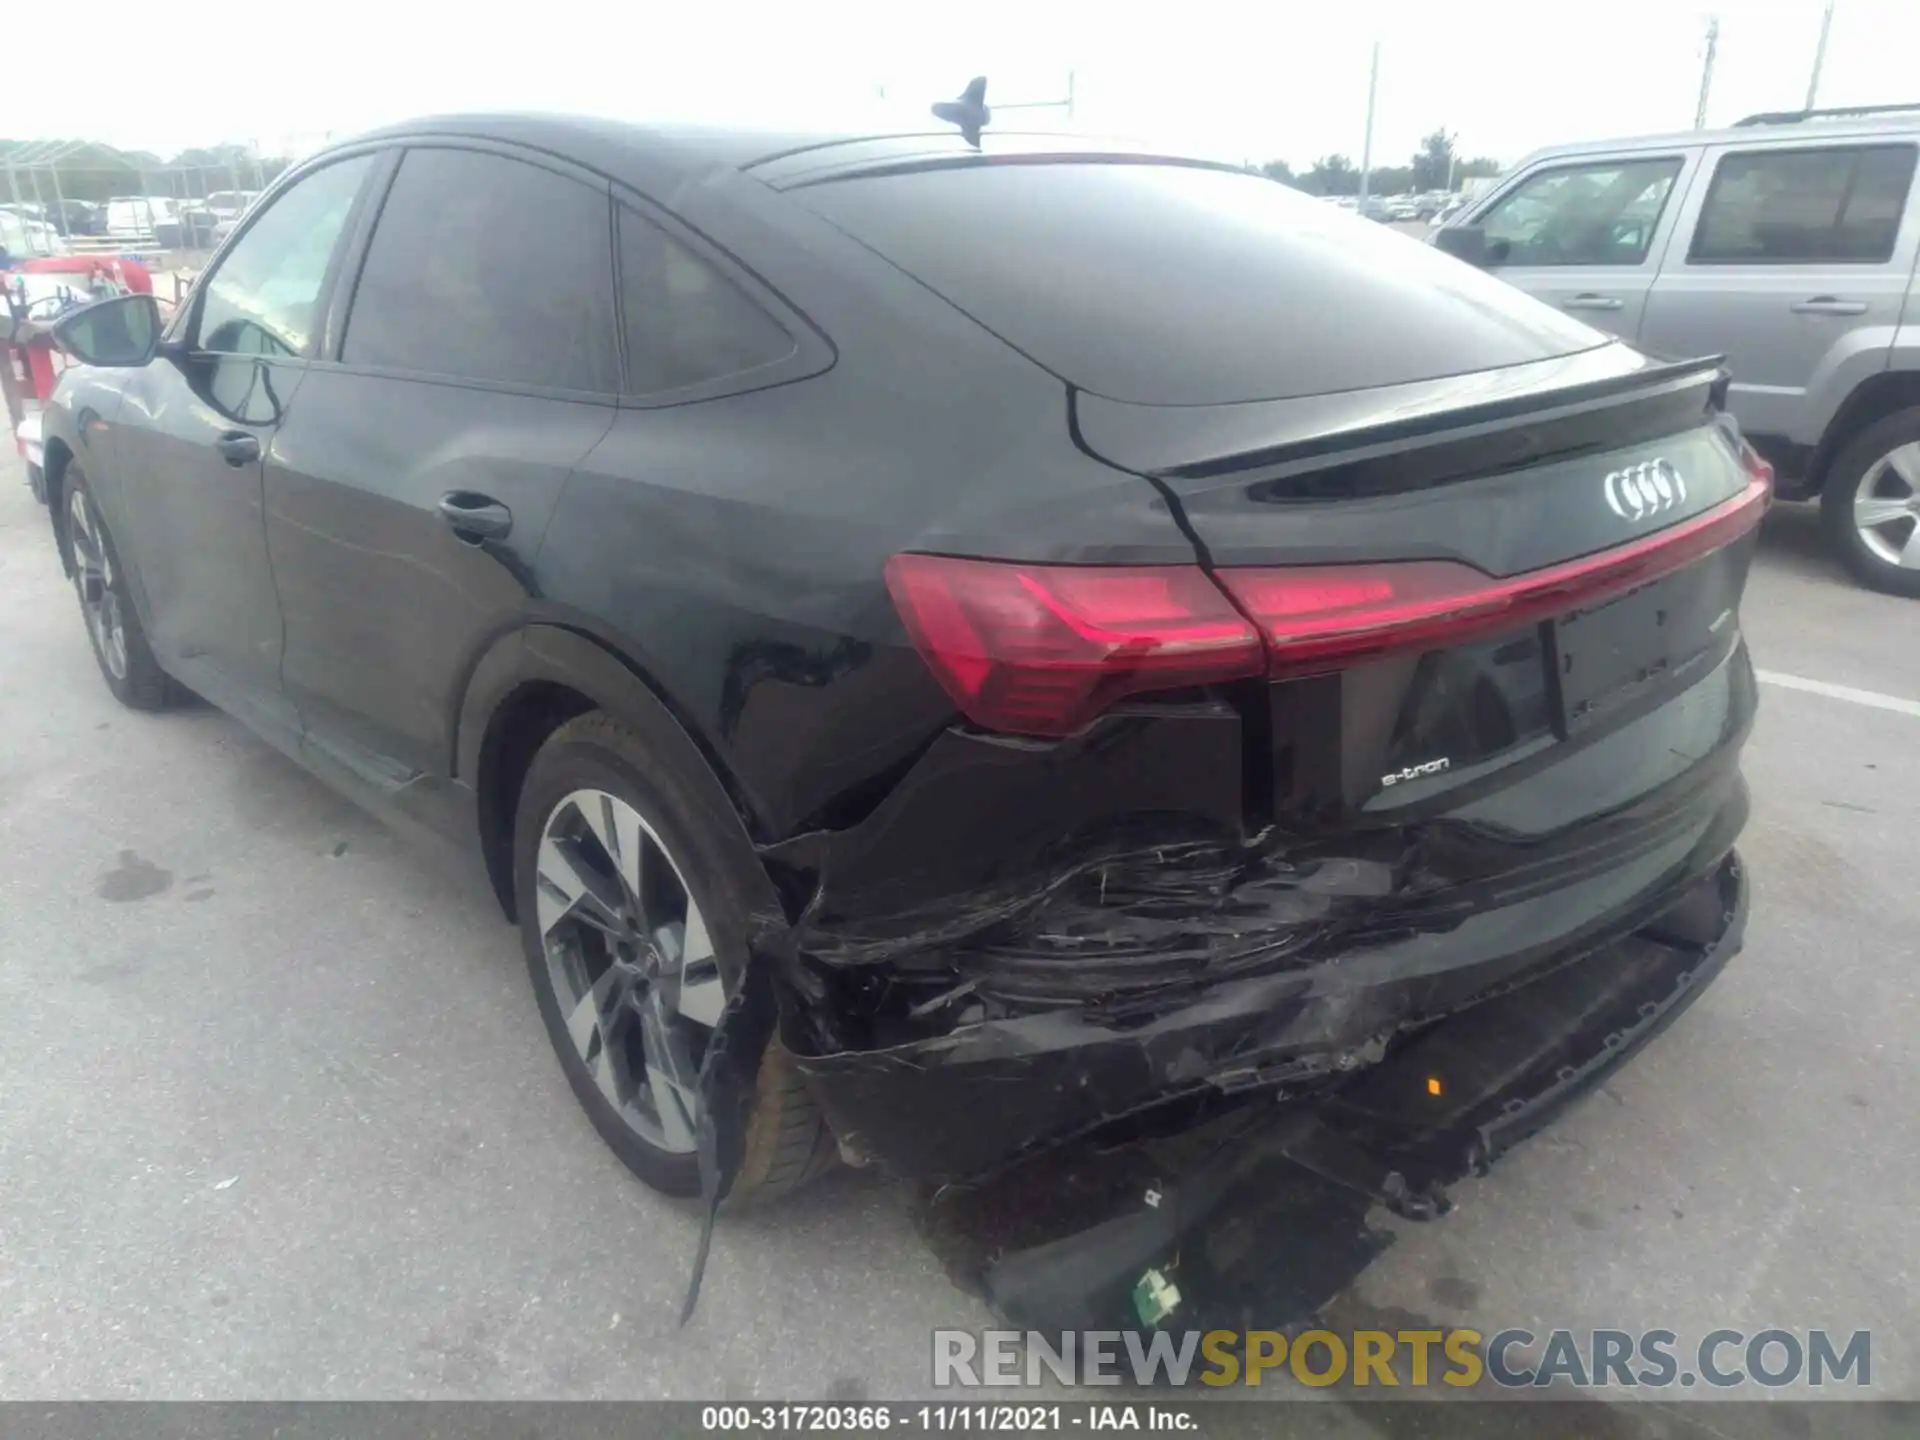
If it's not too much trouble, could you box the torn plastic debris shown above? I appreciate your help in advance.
[914,855,1746,1335]
[743,692,1749,1181]
[679,854,1743,1329]
[675,689,1747,1321]
[678,962,778,1327]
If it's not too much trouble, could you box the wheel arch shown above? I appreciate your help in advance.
[456,621,774,922]
[1808,370,1920,495]
[41,436,77,571]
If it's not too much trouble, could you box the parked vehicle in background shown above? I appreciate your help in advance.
[203,190,260,245]
[31,116,1761,1254]
[203,190,259,222]
[46,200,104,237]
[1384,195,1421,220]
[1436,103,1920,595]
[165,210,223,250]
[104,196,179,239]
[0,204,64,257]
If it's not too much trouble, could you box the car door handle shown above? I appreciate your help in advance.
[216,431,260,467]
[1563,294,1625,311]
[437,492,513,542]
[1791,297,1868,315]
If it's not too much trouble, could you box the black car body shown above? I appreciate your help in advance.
[34,117,1764,1216]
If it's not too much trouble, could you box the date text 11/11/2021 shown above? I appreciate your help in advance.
[701,1406,1198,1431]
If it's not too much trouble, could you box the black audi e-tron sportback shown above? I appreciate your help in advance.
[37,115,1762,1231]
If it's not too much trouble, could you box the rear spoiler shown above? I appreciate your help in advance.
[1075,351,1731,500]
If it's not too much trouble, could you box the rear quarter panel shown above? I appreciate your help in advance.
[532,176,1209,841]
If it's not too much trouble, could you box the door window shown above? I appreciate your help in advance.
[617,206,795,398]
[342,148,619,393]
[1689,145,1916,264]
[194,155,375,358]
[1478,157,1684,267]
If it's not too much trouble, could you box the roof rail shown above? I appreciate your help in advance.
[1734,102,1920,128]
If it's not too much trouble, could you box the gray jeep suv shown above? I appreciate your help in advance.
[1438,102,1920,596]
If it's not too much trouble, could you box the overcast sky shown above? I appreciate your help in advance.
[3,0,1913,171]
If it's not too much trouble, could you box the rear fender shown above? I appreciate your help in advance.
[1799,323,1902,448]
[454,622,780,911]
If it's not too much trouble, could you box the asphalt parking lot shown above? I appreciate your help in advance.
[1,447,1916,1421]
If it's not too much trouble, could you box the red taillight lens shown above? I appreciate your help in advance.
[884,554,1264,736]
[1216,473,1772,676]
[889,469,1770,734]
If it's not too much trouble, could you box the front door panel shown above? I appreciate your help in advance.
[111,352,305,733]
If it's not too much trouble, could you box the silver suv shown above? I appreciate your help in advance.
[1437,103,1920,596]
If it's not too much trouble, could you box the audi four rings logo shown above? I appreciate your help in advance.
[1604,458,1687,522]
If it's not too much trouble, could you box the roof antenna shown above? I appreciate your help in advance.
[933,77,991,148]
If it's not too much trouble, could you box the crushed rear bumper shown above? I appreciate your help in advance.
[921,851,1747,1331]
[790,791,1746,1183]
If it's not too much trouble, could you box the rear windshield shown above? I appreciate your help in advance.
[797,162,1606,405]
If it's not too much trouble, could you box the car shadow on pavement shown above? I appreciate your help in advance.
[1756,500,1848,585]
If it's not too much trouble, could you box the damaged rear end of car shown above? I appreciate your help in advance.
[734,154,1766,1206]
[763,351,1763,1181]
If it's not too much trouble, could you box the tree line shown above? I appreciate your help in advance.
[6,129,1503,208]
[1258,129,1502,197]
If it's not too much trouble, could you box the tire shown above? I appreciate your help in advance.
[512,711,833,1201]
[61,468,177,709]
[1819,408,1920,598]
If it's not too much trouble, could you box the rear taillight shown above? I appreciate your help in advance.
[1216,471,1772,677]
[889,467,1770,736]
[883,554,1263,737]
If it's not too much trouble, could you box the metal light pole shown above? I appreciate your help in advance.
[1806,0,1836,110]
[995,71,1077,122]
[1695,15,1720,129]
[1358,41,1380,206]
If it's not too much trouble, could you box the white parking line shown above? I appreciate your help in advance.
[1755,669,1920,719]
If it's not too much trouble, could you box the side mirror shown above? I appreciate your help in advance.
[1433,224,1491,266]
[53,294,162,368]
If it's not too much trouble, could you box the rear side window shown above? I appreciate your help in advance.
[618,206,795,398]
[1690,145,1916,264]
[1477,157,1683,267]
[795,163,1603,406]
[343,148,619,392]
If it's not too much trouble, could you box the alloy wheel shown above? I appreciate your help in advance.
[1854,441,1920,570]
[68,488,128,679]
[533,788,727,1154]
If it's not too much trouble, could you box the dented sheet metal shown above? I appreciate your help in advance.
[733,705,1748,1185]
[931,854,1748,1334]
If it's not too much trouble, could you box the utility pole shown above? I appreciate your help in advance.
[1806,0,1836,110]
[1695,15,1720,129]
[1358,41,1381,206]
